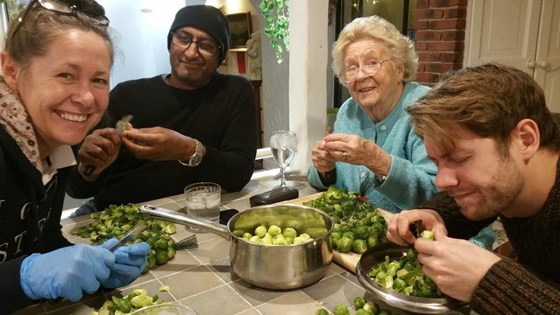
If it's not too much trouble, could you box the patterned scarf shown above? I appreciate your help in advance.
[0,79,43,173]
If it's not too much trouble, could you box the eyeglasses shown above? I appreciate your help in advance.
[343,59,391,82]
[7,0,110,46]
[171,31,219,57]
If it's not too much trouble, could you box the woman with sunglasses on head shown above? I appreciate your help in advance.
[0,0,149,311]
[307,16,495,248]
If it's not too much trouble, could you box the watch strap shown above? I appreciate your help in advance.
[178,139,202,167]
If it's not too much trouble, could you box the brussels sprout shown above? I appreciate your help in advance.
[336,237,353,253]
[153,238,168,250]
[352,225,369,239]
[333,304,350,315]
[130,294,153,308]
[261,234,273,245]
[282,227,297,239]
[315,309,329,315]
[353,296,366,309]
[254,225,267,238]
[352,239,368,254]
[363,301,379,314]
[420,230,435,240]
[232,229,245,237]
[268,225,282,236]
[155,251,168,265]
[249,235,262,244]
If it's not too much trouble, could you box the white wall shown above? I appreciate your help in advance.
[97,0,186,88]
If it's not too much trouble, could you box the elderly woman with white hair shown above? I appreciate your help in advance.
[308,15,495,249]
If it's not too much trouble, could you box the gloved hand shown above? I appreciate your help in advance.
[98,238,151,288]
[20,244,114,301]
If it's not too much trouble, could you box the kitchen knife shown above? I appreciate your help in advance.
[107,222,147,252]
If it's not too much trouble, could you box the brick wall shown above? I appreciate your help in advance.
[414,0,468,85]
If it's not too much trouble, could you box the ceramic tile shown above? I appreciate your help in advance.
[149,248,201,278]
[301,274,365,311]
[177,284,253,315]
[233,308,263,315]
[229,280,291,307]
[256,291,321,315]
[159,265,224,300]
[187,237,231,264]
[206,256,240,283]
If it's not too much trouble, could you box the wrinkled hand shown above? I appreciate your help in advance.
[322,133,391,174]
[78,128,123,178]
[386,209,447,245]
[415,233,501,302]
[311,139,337,174]
[322,133,370,164]
[121,127,191,161]
[20,244,114,301]
[98,238,151,288]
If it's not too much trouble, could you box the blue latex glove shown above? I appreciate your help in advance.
[20,244,114,301]
[98,238,151,288]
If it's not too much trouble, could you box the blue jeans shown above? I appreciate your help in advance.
[69,199,98,218]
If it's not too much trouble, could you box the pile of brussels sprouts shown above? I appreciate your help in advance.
[233,224,316,245]
[315,296,390,315]
[93,288,169,315]
[303,186,388,254]
[368,231,443,298]
[75,204,177,269]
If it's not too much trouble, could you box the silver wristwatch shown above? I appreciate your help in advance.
[179,139,203,167]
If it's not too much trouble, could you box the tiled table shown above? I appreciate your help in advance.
[13,175,475,315]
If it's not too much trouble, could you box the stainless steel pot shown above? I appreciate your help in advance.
[139,204,334,290]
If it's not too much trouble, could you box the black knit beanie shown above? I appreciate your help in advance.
[167,5,230,64]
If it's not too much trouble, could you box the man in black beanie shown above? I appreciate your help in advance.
[68,5,259,215]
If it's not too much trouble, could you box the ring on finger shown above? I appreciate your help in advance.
[341,151,348,160]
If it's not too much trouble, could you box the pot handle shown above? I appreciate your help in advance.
[139,205,231,240]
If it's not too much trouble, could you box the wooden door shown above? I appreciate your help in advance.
[466,0,560,112]
[534,0,560,112]
[465,0,541,74]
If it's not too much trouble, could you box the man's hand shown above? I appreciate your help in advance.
[78,128,123,179]
[121,127,196,161]
[415,233,501,302]
[386,209,448,245]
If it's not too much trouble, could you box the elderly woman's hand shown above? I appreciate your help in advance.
[323,133,391,175]
[311,139,337,174]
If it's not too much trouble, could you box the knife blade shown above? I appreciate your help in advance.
[107,223,147,252]
[83,115,133,176]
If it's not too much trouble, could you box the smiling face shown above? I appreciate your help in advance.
[343,38,404,121]
[3,29,111,156]
[425,126,524,221]
[169,26,219,90]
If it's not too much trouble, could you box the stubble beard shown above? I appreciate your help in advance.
[458,156,524,221]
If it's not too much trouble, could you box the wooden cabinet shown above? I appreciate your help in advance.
[465,0,560,112]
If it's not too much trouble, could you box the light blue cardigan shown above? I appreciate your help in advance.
[307,82,496,249]
[309,82,437,212]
